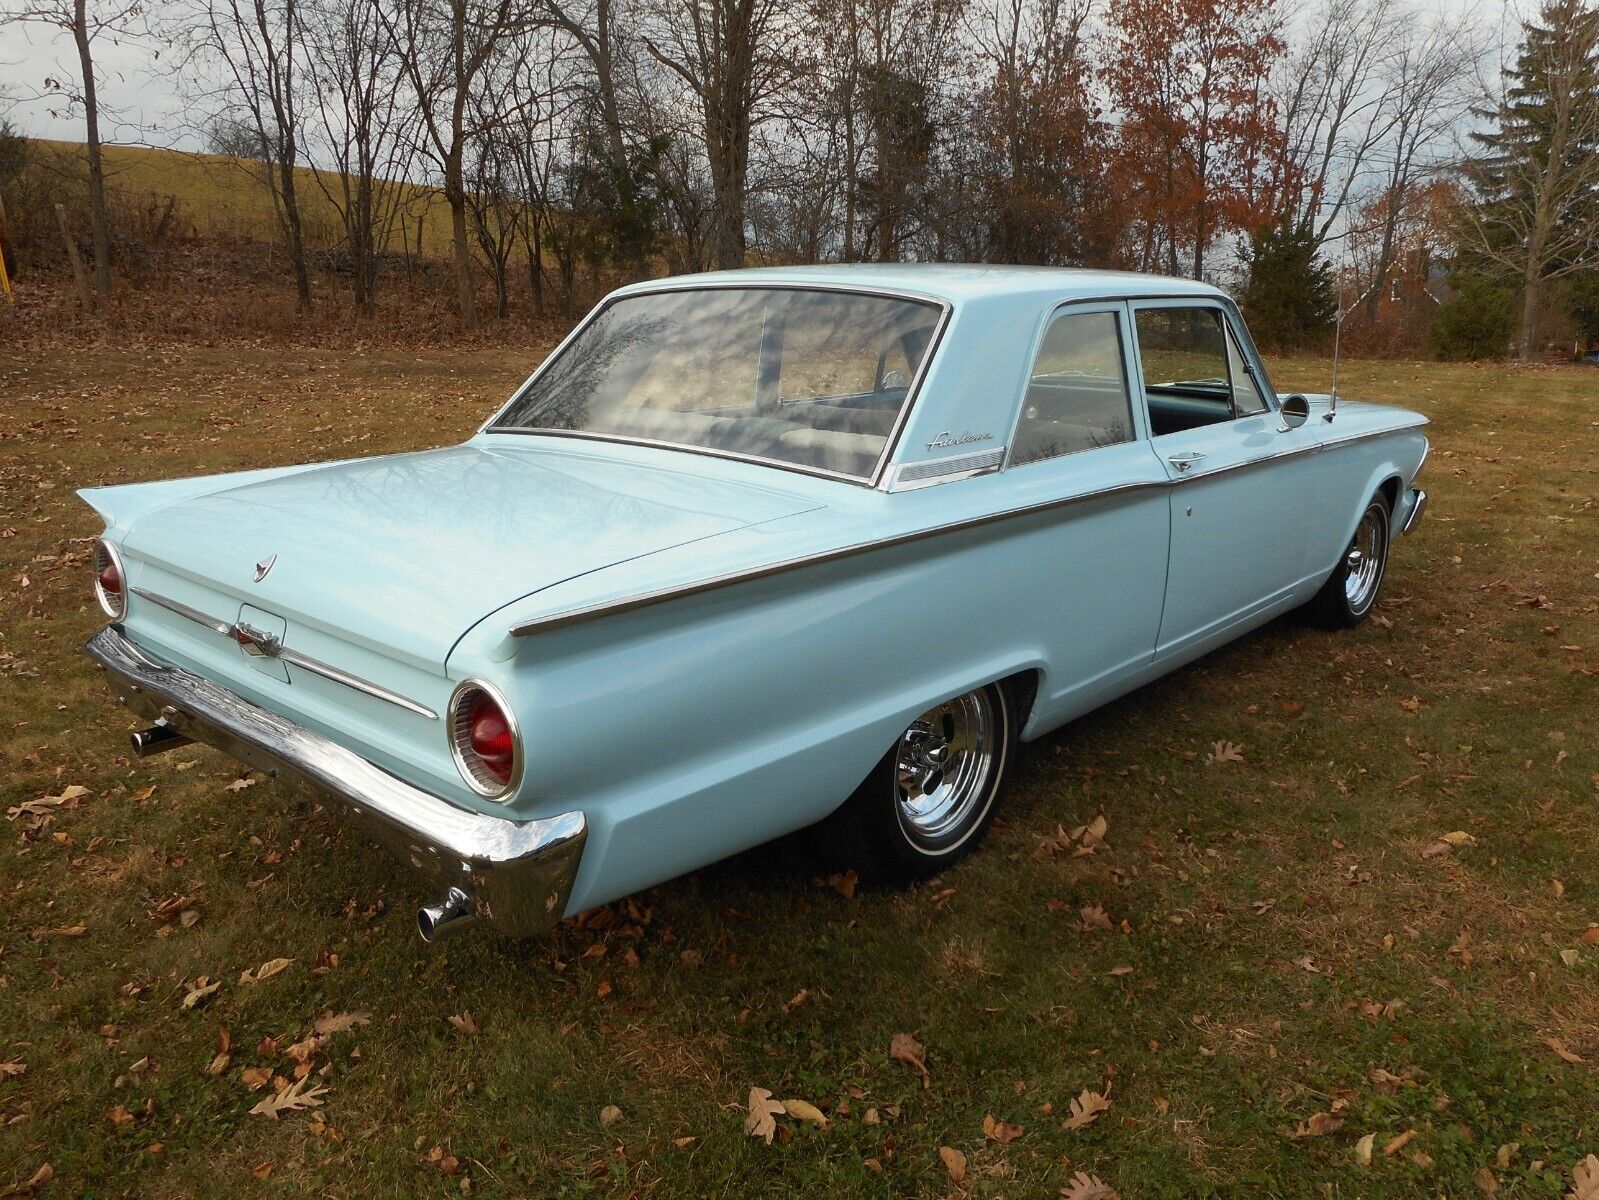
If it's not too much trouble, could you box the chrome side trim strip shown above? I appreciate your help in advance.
[277,648,439,721]
[510,478,1164,636]
[129,586,438,720]
[508,420,1430,638]
[132,586,233,637]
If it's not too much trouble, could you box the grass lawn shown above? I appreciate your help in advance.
[0,345,1595,1198]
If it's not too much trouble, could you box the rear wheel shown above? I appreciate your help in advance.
[1308,494,1391,629]
[827,682,1015,882]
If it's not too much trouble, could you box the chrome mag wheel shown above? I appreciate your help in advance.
[894,690,1001,850]
[1343,504,1389,615]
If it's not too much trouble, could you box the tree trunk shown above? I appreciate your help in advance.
[55,203,93,309]
[72,0,112,302]
[445,152,476,330]
[277,154,313,314]
[1518,270,1542,364]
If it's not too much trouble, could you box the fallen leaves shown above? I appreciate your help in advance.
[1546,1037,1585,1065]
[1570,1154,1599,1200]
[890,1031,930,1087]
[1062,1085,1112,1131]
[781,1098,828,1128]
[312,1010,371,1037]
[1355,1132,1376,1166]
[939,1145,967,1184]
[1421,829,1476,858]
[982,1113,1024,1143]
[1061,1170,1120,1199]
[743,1087,786,1145]
[180,976,221,1010]
[599,1104,623,1127]
[238,957,293,985]
[447,1012,479,1036]
[249,1076,329,1119]
[1208,740,1245,765]
[1289,1105,1346,1140]
[1037,812,1108,858]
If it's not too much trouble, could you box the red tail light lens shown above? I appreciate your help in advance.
[468,697,514,782]
[94,539,127,620]
[449,681,520,799]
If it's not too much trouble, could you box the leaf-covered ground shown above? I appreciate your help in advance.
[0,346,1594,1198]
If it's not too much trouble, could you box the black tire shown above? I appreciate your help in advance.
[1307,493,1392,629]
[824,682,1016,883]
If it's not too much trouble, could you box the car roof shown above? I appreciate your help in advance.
[611,263,1229,307]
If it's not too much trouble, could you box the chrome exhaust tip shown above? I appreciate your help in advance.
[417,887,478,943]
[130,721,190,757]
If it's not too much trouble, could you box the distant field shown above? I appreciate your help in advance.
[29,139,460,257]
[0,347,1595,1198]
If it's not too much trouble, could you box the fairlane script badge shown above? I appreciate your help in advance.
[926,430,994,451]
[253,554,277,582]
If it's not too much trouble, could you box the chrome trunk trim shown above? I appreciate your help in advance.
[129,586,438,720]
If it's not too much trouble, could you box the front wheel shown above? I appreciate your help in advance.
[827,682,1015,882]
[1308,494,1391,629]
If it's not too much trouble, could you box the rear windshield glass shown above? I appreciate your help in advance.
[490,287,944,481]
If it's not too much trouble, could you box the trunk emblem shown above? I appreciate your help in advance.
[232,622,282,658]
[253,554,277,582]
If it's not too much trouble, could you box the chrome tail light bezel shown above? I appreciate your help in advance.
[94,538,128,621]
[447,679,522,801]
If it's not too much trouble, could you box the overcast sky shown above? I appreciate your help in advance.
[1,0,1520,156]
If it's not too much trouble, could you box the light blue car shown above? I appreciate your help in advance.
[80,266,1429,941]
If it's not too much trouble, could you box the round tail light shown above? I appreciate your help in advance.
[448,680,521,799]
[94,539,127,621]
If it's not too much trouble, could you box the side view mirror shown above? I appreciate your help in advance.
[1278,393,1311,431]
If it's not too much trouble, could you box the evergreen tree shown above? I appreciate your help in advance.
[1428,275,1518,360]
[1241,221,1337,352]
[1459,0,1599,361]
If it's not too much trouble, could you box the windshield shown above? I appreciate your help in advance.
[490,287,945,481]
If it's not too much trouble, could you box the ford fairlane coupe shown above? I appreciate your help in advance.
[81,266,1429,941]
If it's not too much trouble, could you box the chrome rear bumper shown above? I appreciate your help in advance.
[85,626,585,940]
[1400,487,1428,535]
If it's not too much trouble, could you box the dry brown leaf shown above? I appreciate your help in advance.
[1384,1130,1418,1156]
[240,1066,274,1091]
[1108,965,1134,977]
[1568,1155,1599,1200]
[239,957,293,985]
[1209,740,1245,765]
[251,1162,273,1180]
[249,1075,329,1119]
[1062,1086,1111,1131]
[0,1059,24,1078]
[447,1012,479,1036]
[1290,1110,1344,1140]
[890,1032,930,1085]
[599,1104,622,1127]
[744,1087,785,1145]
[982,1113,1024,1143]
[939,1145,966,1183]
[1581,927,1599,946]
[1545,1037,1585,1065]
[1355,1133,1376,1166]
[1061,1170,1120,1200]
[1475,1165,1499,1195]
[224,777,257,792]
[181,976,221,1010]
[781,1098,828,1128]
[312,1010,371,1036]
[19,1164,53,1191]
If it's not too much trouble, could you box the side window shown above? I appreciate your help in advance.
[1011,309,1135,467]
[1135,306,1234,435]
[1226,322,1267,415]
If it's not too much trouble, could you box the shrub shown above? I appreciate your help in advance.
[1428,275,1517,361]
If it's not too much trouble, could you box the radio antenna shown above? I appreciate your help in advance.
[1327,278,1344,423]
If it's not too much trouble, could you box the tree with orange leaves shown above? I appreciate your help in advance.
[1104,0,1284,280]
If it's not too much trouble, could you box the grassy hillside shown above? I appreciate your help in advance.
[27,139,460,258]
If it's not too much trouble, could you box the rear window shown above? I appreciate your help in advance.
[492,288,944,481]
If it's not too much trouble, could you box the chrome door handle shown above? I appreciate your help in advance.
[1167,451,1207,472]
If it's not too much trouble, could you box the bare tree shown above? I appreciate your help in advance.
[302,0,413,315]
[189,0,315,313]
[384,0,533,330]
[642,0,799,268]
[4,0,146,302]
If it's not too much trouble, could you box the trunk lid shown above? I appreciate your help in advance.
[119,442,820,668]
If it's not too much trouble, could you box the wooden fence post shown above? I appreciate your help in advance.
[56,203,95,311]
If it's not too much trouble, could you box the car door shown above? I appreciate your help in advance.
[999,300,1172,726]
[1129,299,1321,659]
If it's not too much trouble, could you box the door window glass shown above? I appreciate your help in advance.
[1011,310,1135,466]
[1136,306,1234,435]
